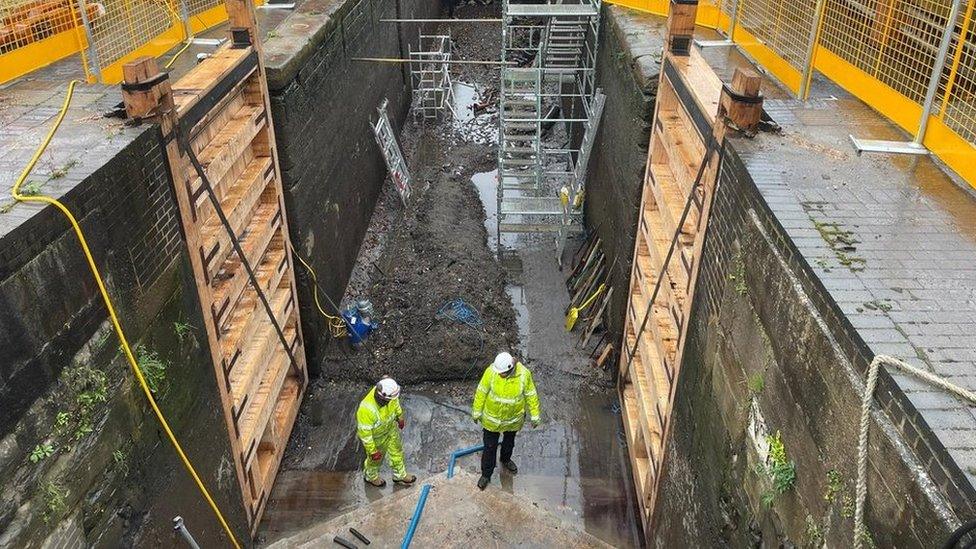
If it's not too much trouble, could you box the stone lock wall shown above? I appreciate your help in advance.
[649,143,961,547]
[0,128,247,547]
[0,0,440,543]
[265,0,440,376]
[585,6,664,342]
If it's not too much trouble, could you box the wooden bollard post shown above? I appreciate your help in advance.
[665,0,698,56]
[120,56,176,132]
[719,67,764,133]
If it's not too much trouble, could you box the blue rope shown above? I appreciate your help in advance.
[436,298,484,329]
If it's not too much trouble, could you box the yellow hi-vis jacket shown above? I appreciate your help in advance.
[356,387,403,454]
[471,362,541,432]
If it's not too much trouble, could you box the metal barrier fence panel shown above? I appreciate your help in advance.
[0,0,262,84]
[0,0,95,82]
[91,0,183,82]
[604,0,976,188]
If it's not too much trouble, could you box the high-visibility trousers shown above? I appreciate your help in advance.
[363,431,407,481]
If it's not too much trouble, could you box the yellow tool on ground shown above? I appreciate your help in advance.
[565,282,606,331]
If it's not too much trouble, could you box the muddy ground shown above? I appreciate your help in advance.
[320,1,516,384]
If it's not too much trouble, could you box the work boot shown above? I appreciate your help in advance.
[364,476,386,488]
[502,460,518,474]
[477,476,490,490]
[394,474,417,485]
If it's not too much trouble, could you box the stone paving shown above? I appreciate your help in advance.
[699,41,976,495]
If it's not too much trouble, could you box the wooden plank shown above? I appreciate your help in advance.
[675,47,723,128]
[625,323,670,425]
[240,331,298,471]
[189,105,267,213]
[639,201,691,290]
[172,46,252,114]
[226,287,296,412]
[218,239,287,344]
[200,164,275,278]
[211,198,282,312]
[648,162,699,249]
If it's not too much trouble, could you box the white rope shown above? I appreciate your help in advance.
[855,354,976,549]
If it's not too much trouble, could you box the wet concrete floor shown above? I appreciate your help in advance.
[259,245,641,546]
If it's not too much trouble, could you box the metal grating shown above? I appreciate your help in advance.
[938,1,976,141]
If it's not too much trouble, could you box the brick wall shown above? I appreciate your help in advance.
[649,142,963,547]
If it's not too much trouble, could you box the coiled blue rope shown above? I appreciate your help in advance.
[436,298,484,329]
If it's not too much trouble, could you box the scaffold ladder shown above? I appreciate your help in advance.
[372,99,412,206]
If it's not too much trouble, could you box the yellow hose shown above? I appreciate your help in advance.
[164,40,194,69]
[11,81,241,549]
[289,241,347,338]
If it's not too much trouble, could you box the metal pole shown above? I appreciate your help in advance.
[382,18,502,22]
[179,0,192,42]
[76,0,101,82]
[914,0,962,144]
[173,516,201,549]
[726,0,740,42]
[697,0,739,47]
[798,0,826,100]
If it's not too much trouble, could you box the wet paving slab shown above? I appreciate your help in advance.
[696,30,976,496]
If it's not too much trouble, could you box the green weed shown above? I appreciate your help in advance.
[49,160,77,179]
[135,345,168,394]
[747,372,765,395]
[41,481,67,523]
[824,469,844,503]
[173,321,194,343]
[20,181,43,196]
[805,514,824,547]
[760,431,796,507]
[29,443,54,463]
[841,494,855,518]
[728,249,747,295]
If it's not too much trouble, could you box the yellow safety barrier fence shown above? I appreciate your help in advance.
[606,0,976,190]
[0,0,261,85]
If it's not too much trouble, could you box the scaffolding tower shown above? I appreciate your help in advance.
[409,32,456,122]
[496,0,604,258]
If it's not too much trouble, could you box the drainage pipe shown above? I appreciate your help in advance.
[400,444,485,548]
[401,483,432,549]
[447,444,484,479]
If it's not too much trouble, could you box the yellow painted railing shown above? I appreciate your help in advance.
[0,0,260,84]
[606,0,976,189]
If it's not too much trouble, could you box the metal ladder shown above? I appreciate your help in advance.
[556,88,606,263]
[543,17,587,70]
[497,68,568,248]
[371,99,412,206]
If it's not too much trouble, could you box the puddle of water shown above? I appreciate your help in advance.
[452,81,497,145]
[505,284,529,354]
[471,169,521,253]
[453,81,478,124]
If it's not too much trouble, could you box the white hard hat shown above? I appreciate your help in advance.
[376,377,400,399]
[491,352,515,374]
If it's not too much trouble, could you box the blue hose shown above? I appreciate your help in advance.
[400,444,486,548]
[401,483,431,549]
[447,444,485,479]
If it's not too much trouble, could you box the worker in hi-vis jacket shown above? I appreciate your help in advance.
[356,377,417,487]
[471,351,542,490]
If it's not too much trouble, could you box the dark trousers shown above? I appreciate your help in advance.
[481,428,516,478]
